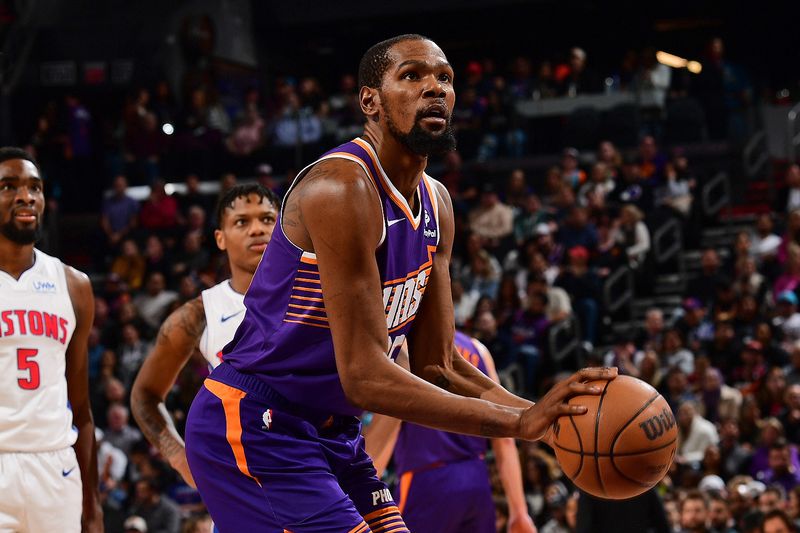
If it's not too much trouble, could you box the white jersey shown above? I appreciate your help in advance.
[199,280,246,368]
[0,249,78,452]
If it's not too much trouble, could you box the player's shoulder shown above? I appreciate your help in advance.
[425,175,453,215]
[295,156,382,218]
[59,259,92,296]
[158,295,206,343]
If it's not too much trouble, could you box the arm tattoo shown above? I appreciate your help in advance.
[133,298,206,460]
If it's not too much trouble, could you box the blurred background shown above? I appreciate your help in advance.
[3,1,800,531]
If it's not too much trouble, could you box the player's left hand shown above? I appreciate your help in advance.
[507,513,537,533]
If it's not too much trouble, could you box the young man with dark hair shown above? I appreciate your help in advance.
[131,184,279,485]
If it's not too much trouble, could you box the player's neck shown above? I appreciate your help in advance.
[0,237,35,280]
[362,126,427,202]
[229,267,252,294]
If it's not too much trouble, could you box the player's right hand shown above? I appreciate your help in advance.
[168,451,197,488]
[518,367,617,442]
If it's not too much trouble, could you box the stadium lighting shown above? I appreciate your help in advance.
[656,51,702,74]
[162,123,174,135]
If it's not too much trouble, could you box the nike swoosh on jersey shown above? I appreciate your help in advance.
[62,467,75,477]
[221,310,245,323]
[387,218,405,227]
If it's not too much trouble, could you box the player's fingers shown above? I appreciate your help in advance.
[572,366,618,383]
[567,381,604,396]
[553,402,588,416]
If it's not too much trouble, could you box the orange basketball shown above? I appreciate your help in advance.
[550,375,677,499]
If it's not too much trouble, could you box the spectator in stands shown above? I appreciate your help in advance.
[577,161,615,207]
[698,367,742,424]
[105,403,143,456]
[780,384,800,443]
[101,175,139,252]
[556,246,600,345]
[561,147,586,189]
[718,418,753,481]
[676,297,714,353]
[139,179,180,236]
[111,238,146,291]
[533,61,557,100]
[510,286,549,390]
[133,272,178,331]
[774,292,800,349]
[635,308,666,351]
[452,278,480,328]
[170,231,209,281]
[707,493,736,533]
[657,157,695,218]
[513,195,549,245]
[635,47,672,109]
[761,509,797,533]
[761,441,800,494]
[777,166,800,214]
[129,479,181,533]
[753,214,782,266]
[788,487,800,529]
[472,309,515,371]
[688,249,724,306]
[779,211,800,266]
[608,156,655,212]
[225,90,266,158]
[143,235,170,278]
[505,168,530,210]
[177,174,213,218]
[638,135,667,181]
[677,401,720,466]
[556,47,599,96]
[597,140,622,178]
[557,206,598,252]
[469,183,515,252]
[732,340,768,387]
[661,327,695,375]
[758,367,788,417]
[759,486,787,515]
[182,515,213,533]
[611,204,651,269]
[775,245,800,300]
[117,323,150,390]
[679,490,711,532]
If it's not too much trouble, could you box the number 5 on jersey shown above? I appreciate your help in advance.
[17,348,40,389]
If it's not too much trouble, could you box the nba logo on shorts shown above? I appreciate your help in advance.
[262,409,272,430]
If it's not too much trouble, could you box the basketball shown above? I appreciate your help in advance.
[551,375,677,500]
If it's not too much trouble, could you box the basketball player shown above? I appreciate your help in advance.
[184,34,615,532]
[364,331,536,533]
[131,184,278,486]
[0,147,102,532]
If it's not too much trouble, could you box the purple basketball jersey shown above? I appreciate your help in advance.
[221,138,441,416]
[393,331,490,475]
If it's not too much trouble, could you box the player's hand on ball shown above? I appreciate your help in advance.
[519,367,617,442]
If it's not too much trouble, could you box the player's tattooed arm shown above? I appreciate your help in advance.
[131,297,206,487]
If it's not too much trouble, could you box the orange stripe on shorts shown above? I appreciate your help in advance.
[204,378,260,486]
[397,471,414,514]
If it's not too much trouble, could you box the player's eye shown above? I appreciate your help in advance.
[438,73,452,83]
[29,184,42,193]
[402,71,419,81]
[0,184,13,192]
[235,219,246,226]
[262,216,276,224]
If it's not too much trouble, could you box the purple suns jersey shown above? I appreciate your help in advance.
[222,138,441,416]
[393,331,490,475]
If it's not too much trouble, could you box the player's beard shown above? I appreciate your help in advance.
[384,102,457,157]
[0,217,42,245]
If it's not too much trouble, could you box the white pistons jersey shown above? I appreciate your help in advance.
[199,280,246,368]
[0,249,77,452]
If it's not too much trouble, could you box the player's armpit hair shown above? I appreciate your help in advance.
[155,297,206,347]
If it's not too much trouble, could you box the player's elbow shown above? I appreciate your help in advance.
[340,369,385,411]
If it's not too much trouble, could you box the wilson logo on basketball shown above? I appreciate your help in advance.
[638,407,676,441]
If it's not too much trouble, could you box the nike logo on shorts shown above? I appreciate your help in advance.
[62,467,75,477]
[221,310,245,323]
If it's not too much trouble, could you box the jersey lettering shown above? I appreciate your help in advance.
[0,309,71,345]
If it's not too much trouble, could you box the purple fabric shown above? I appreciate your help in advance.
[397,459,495,533]
[221,139,441,416]
[394,332,490,475]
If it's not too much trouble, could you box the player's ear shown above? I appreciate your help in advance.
[214,228,226,251]
[360,86,380,122]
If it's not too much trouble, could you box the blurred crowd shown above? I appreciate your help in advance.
[15,37,800,533]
